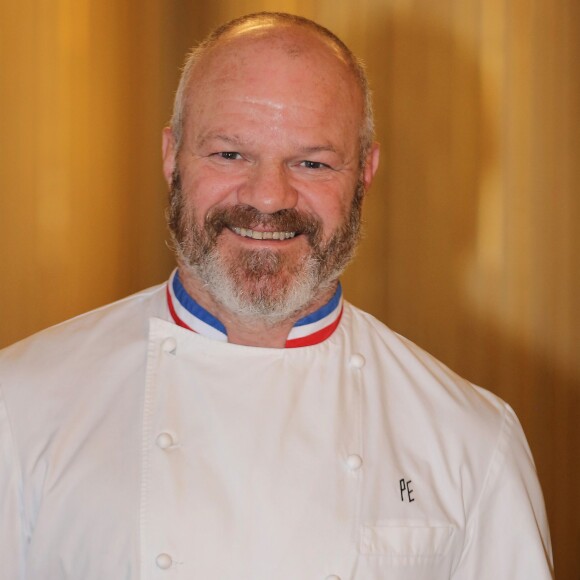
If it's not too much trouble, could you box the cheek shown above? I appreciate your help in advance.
[185,171,247,216]
[181,171,238,221]
[308,191,355,235]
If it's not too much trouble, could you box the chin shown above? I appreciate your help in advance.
[203,248,324,324]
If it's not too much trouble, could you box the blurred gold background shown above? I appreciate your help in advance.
[1,1,578,576]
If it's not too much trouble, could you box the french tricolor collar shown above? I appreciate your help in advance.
[166,269,343,348]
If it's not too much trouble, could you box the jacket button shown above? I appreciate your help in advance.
[156,432,175,450]
[156,553,173,569]
[349,353,365,369]
[346,454,363,470]
[162,337,177,354]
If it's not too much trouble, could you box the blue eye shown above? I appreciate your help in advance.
[216,152,241,160]
[301,160,330,169]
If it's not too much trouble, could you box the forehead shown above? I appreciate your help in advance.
[184,26,363,132]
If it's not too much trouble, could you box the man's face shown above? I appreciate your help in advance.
[163,28,378,321]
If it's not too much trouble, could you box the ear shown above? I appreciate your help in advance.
[362,141,380,190]
[161,126,177,188]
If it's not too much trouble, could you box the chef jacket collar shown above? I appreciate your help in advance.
[166,269,343,348]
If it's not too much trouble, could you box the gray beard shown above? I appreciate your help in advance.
[167,170,364,324]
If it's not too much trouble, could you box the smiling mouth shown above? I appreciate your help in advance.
[230,226,297,241]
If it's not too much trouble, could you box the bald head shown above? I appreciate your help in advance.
[170,12,374,164]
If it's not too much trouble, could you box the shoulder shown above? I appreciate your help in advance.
[0,282,167,380]
[341,301,510,439]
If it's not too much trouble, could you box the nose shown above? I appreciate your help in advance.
[237,163,298,214]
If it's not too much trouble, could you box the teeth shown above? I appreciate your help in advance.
[231,227,296,240]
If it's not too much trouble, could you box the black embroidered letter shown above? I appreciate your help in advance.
[399,478,415,502]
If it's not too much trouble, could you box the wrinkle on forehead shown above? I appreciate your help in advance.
[242,96,284,111]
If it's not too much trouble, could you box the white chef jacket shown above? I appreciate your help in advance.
[0,281,553,579]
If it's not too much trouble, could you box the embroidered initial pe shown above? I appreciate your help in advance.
[400,478,415,502]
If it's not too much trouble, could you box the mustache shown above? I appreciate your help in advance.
[204,205,323,243]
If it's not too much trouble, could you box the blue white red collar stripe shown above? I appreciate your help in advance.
[284,283,343,347]
[166,269,343,348]
[167,270,228,342]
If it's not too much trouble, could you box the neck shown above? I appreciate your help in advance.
[176,266,337,348]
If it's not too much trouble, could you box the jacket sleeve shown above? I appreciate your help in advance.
[453,404,554,579]
[0,385,26,580]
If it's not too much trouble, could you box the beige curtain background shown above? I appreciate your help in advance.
[1,0,578,576]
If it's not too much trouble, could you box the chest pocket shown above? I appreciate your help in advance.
[355,520,456,579]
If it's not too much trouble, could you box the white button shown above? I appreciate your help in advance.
[325,575,341,580]
[346,454,363,470]
[349,353,365,369]
[162,337,177,354]
[156,432,174,450]
[156,553,173,569]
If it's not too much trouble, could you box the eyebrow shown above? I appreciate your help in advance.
[296,144,338,155]
[196,133,248,149]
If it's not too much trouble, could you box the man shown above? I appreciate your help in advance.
[0,12,552,580]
